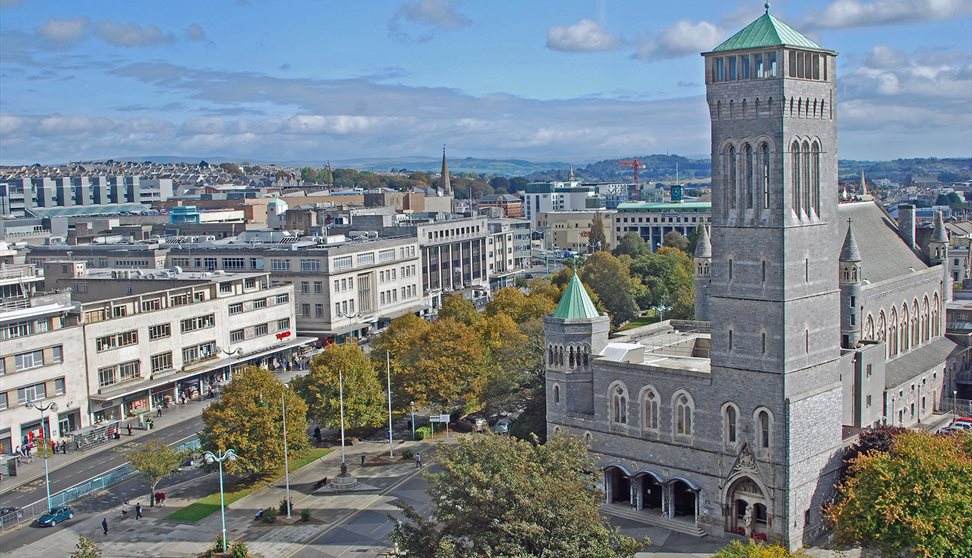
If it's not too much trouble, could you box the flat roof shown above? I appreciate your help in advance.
[617,202,711,212]
[27,203,151,218]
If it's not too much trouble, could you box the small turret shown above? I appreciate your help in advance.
[693,225,712,321]
[928,210,952,301]
[839,220,863,348]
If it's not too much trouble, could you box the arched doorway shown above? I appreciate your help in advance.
[670,479,698,520]
[604,466,631,505]
[726,476,768,536]
[640,474,663,512]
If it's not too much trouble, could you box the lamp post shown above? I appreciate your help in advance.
[281,390,292,519]
[955,390,959,417]
[410,401,416,441]
[203,448,237,554]
[24,399,57,511]
[339,369,347,467]
[386,351,394,458]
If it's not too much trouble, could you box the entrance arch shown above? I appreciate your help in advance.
[725,475,769,536]
[640,472,664,511]
[604,466,632,506]
[670,479,698,520]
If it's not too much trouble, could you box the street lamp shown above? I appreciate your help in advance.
[955,390,959,417]
[410,401,416,441]
[24,399,57,511]
[203,448,238,554]
[281,390,292,520]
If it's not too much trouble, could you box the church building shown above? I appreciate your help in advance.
[545,6,954,549]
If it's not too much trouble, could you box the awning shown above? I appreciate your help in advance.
[89,336,314,402]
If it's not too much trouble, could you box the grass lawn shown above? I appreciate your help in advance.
[168,447,331,522]
[618,313,660,331]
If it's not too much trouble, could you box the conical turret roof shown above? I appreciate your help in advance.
[840,220,861,262]
[552,272,600,320]
[931,210,949,243]
[694,225,712,258]
[440,145,451,195]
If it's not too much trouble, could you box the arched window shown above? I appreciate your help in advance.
[756,409,772,450]
[901,304,910,352]
[811,142,821,215]
[745,144,755,208]
[912,300,920,346]
[553,384,560,404]
[802,141,811,213]
[864,314,874,340]
[791,141,801,214]
[724,404,738,446]
[674,392,693,436]
[582,345,590,367]
[612,384,627,425]
[727,145,737,209]
[932,293,940,337]
[548,345,554,365]
[569,346,575,368]
[922,297,930,341]
[877,311,887,344]
[760,143,770,208]
[888,308,898,357]
[643,388,659,431]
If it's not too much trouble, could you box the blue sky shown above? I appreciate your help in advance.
[1,0,970,165]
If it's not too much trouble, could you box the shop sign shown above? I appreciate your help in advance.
[276,330,291,340]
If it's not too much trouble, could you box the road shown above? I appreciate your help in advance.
[0,415,202,511]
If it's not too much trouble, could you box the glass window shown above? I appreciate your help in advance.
[0,392,6,410]
[255,323,269,336]
[357,252,375,266]
[15,350,44,371]
[300,259,322,272]
[18,382,46,403]
[332,256,352,271]
[229,303,243,315]
[715,57,725,81]
[230,329,245,343]
[270,259,291,271]
[742,55,750,79]
[675,394,693,435]
[151,352,173,372]
[55,378,65,395]
[728,56,737,80]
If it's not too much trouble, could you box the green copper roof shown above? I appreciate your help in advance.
[712,12,822,52]
[553,273,600,320]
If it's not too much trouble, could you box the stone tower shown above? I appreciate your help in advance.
[702,4,843,548]
[440,145,452,195]
[839,221,863,348]
[694,224,712,321]
[544,273,609,430]
[928,209,951,301]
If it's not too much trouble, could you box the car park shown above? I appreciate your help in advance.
[949,421,972,431]
[954,416,972,424]
[37,506,73,527]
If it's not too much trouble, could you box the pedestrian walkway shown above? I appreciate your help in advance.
[0,368,309,496]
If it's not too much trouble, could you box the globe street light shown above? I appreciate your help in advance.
[24,399,57,510]
[410,401,416,441]
[203,448,237,554]
[281,390,292,519]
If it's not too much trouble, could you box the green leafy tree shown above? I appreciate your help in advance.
[630,247,695,318]
[662,230,689,251]
[391,434,646,558]
[489,176,511,194]
[71,534,101,558]
[714,540,806,558]
[200,367,309,476]
[580,252,643,327]
[293,342,385,430]
[613,232,649,259]
[588,212,607,252]
[827,430,972,558]
[438,293,481,326]
[128,439,185,506]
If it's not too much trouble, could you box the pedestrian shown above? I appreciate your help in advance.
[128,424,133,436]
[102,517,109,535]
[415,453,422,468]
[135,502,142,519]
[156,406,163,418]
[51,439,56,454]
[313,426,321,444]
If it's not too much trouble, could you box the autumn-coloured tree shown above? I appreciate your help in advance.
[826,430,972,558]
[580,252,644,327]
[714,540,806,558]
[200,367,309,476]
[526,277,562,304]
[408,319,487,410]
[438,293,481,326]
[485,287,555,324]
[392,434,646,557]
[588,212,607,252]
[292,341,385,431]
[128,439,185,507]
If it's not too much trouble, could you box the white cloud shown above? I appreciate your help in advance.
[546,19,622,52]
[94,20,174,47]
[34,16,90,44]
[633,20,724,61]
[398,0,469,29]
[802,0,970,29]
[186,24,206,42]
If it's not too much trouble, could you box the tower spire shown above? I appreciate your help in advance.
[859,169,868,195]
[440,144,451,195]
[840,219,861,262]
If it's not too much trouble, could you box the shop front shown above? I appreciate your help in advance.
[124,392,151,418]
[57,409,82,438]
[93,401,122,424]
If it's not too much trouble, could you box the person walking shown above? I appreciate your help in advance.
[127,424,133,436]
[415,453,422,468]
[135,502,142,519]
[156,406,163,418]
[102,517,109,535]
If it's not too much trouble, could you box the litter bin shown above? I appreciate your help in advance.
[3,456,16,477]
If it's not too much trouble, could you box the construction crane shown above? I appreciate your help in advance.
[617,158,645,200]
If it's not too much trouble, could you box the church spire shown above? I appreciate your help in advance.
[440,144,451,195]
[859,169,868,195]
[568,166,576,182]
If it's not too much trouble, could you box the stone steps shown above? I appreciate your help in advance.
[601,504,707,537]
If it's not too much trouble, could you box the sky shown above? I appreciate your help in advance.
[1,0,970,166]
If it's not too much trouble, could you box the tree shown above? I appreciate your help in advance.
[714,540,806,558]
[662,230,689,251]
[630,247,695,318]
[826,431,972,558]
[391,434,646,558]
[71,534,101,558]
[580,252,643,327]
[293,342,385,431]
[200,367,309,476]
[486,287,555,324]
[438,293,481,326]
[613,232,649,259]
[128,439,184,506]
[489,176,511,194]
[407,319,488,410]
[588,212,607,252]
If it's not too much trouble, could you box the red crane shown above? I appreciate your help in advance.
[617,158,645,200]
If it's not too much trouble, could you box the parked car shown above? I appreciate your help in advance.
[493,419,511,434]
[473,418,488,432]
[949,421,972,431]
[954,416,972,424]
[941,425,968,435]
[37,506,73,527]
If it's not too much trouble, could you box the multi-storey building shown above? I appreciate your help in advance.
[612,202,711,250]
[0,176,173,218]
[415,217,490,309]
[537,210,617,252]
[26,243,170,270]
[521,182,596,228]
